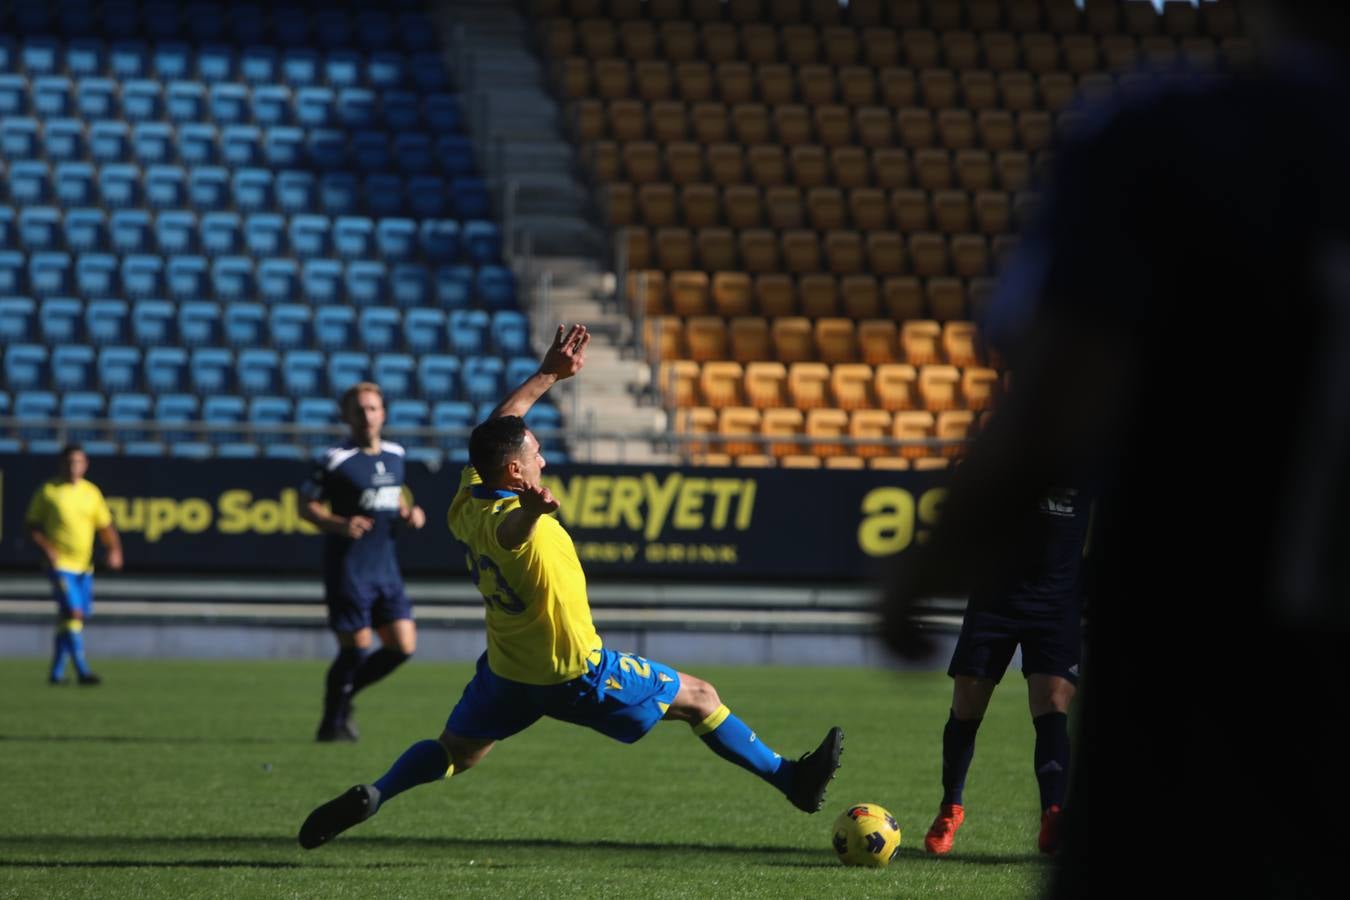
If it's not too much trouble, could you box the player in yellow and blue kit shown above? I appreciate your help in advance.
[25,444,123,685]
[300,325,843,849]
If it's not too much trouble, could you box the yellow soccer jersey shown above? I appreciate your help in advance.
[448,466,602,685]
[25,479,113,574]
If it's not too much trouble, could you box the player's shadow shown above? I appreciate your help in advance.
[0,733,285,745]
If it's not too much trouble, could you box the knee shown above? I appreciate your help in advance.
[437,733,482,773]
[685,676,723,720]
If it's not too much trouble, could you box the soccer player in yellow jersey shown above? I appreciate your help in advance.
[25,444,123,685]
[300,324,843,849]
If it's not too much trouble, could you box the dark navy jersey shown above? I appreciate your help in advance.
[968,486,1091,617]
[301,441,407,585]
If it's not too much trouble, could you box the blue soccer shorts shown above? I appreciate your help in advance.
[49,570,94,619]
[447,648,683,745]
[324,578,413,634]
[948,608,1082,685]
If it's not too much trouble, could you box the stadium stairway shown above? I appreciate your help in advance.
[436,0,670,462]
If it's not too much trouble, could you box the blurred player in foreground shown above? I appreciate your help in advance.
[299,325,842,848]
[25,443,122,685]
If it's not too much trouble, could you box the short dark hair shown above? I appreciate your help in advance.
[60,443,85,458]
[469,416,528,480]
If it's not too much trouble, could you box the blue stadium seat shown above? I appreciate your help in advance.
[476,265,517,310]
[463,220,502,264]
[251,86,291,126]
[85,299,129,345]
[155,393,200,443]
[333,216,374,258]
[208,83,248,124]
[240,45,279,84]
[29,252,72,298]
[505,356,541,392]
[263,443,305,459]
[434,136,474,177]
[449,309,489,356]
[0,75,27,117]
[52,162,93,206]
[146,165,186,209]
[33,77,74,118]
[75,83,115,125]
[88,120,129,163]
[338,88,377,129]
[387,399,428,432]
[188,167,229,210]
[153,43,193,81]
[393,134,433,174]
[177,123,218,165]
[365,174,404,217]
[5,344,48,390]
[308,129,347,170]
[200,212,241,256]
[296,397,339,443]
[412,53,450,92]
[22,38,61,76]
[434,264,473,310]
[320,173,359,215]
[15,391,59,441]
[121,254,163,299]
[43,119,84,162]
[18,207,61,252]
[65,209,107,252]
[177,300,221,346]
[217,442,260,458]
[325,51,362,88]
[109,393,152,442]
[73,254,114,299]
[232,169,273,212]
[258,258,299,304]
[9,161,51,204]
[375,218,416,261]
[109,42,147,79]
[101,163,141,208]
[419,219,460,261]
[289,214,330,258]
[281,349,324,397]
[368,52,407,90]
[407,176,447,217]
[317,10,356,47]
[0,297,35,343]
[431,400,474,448]
[303,259,343,305]
[381,91,419,131]
[244,213,285,256]
[418,355,460,401]
[452,176,491,219]
[38,297,81,344]
[97,345,140,392]
[269,303,311,349]
[121,80,162,122]
[165,254,207,299]
[110,210,150,253]
[294,87,335,128]
[390,263,430,309]
[221,125,261,167]
[525,403,564,442]
[229,10,267,46]
[352,131,390,172]
[130,300,174,348]
[358,306,399,351]
[403,308,447,354]
[190,346,233,394]
[145,346,188,393]
[118,441,165,456]
[197,44,235,82]
[237,348,279,394]
[223,302,265,348]
[264,127,304,168]
[211,257,253,302]
[314,305,355,350]
[166,81,205,123]
[80,440,121,457]
[0,252,25,294]
[345,260,387,307]
[276,170,316,213]
[462,356,505,405]
[201,394,246,444]
[358,11,398,50]
[283,48,320,86]
[425,95,464,134]
[373,353,415,399]
[156,210,197,254]
[328,351,370,394]
[168,441,213,459]
[0,208,12,250]
[399,13,438,53]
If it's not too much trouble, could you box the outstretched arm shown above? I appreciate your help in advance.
[496,483,560,551]
[98,524,123,571]
[489,324,590,420]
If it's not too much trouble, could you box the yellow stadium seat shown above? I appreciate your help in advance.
[734,103,773,145]
[952,233,989,278]
[649,100,687,142]
[813,105,853,148]
[938,108,977,152]
[686,315,729,362]
[915,148,954,190]
[956,149,995,192]
[604,182,635,227]
[880,67,918,107]
[934,190,973,234]
[730,316,772,362]
[875,363,918,411]
[675,60,714,102]
[1038,72,1076,113]
[976,109,1016,152]
[848,187,889,231]
[748,144,787,187]
[908,233,949,277]
[961,366,1001,411]
[1102,35,1139,71]
[869,456,911,470]
[921,68,959,109]
[655,226,694,270]
[919,364,961,411]
[761,406,804,456]
[941,320,981,367]
[572,99,605,142]
[839,66,876,106]
[782,230,822,274]
[754,274,797,317]
[790,145,830,188]
[1061,34,1100,75]
[696,226,737,271]
[960,70,998,111]
[744,361,788,408]
[609,100,648,142]
[862,27,900,68]
[799,274,839,319]
[636,61,673,102]
[974,190,1011,235]
[842,275,882,320]
[775,318,817,364]
[893,409,936,459]
[674,406,718,455]
[783,24,821,65]
[626,269,665,315]
[806,408,850,457]
[661,20,700,60]
[621,225,652,270]
[639,182,678,227]
[704,25,742,65]
[996,150,1031,192]
[735,454,776,468]
[882,277,924,321]
[857,319,898,365]
[999,71,1038,112]
[781,454,823,468]
[815,317,856,364]
[719,406,763,457]
[926,277,967,321]
[669,270,711,316]
[701,360,745,409]
[981,31,1019,71]
[765,186,805,229]
[901,320,942,365]
[788,361,832,408]
[585,139,619,182]
[692,102,730,143]
[850,408,892,458]
[866,231,907,276]
[743,23,780,65]
[827,147,869,189]
[680,182,720,227]
[619,19,657,57]
[667,143,706,186]
[543,17,575,59]
[831,362,873,409]
[579,18,617,57]
[913,456,950,470]
[872,147,913,189]
[758,63,796,105]
[1005,0,1041,32]
[723,185,762,228]
[798,64,838,106]
[740,229,780,274]
[897,107,936,148]
[658,360,701,407]
[825,455,866,469]
[902,29,941,69]
[645,315,683,361]
[559,57,590,100]
[712,272,754,317]
[1018,110,1053,153]
[824,230,865,275]
[622,140,661,182]
[936,409,976,458]
[807,187,847,230]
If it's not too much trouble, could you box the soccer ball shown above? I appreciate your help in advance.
[831,803,902,867]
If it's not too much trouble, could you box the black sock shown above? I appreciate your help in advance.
[942,710,982,806]
[1033,711,1071,810]
[321,647,365,729]
[351,647,411,695]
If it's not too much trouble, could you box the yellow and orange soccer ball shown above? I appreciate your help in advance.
[831,803,902,868]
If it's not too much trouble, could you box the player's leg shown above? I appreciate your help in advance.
[68,573,99,684]
[350,585,416,696]
[317,619,373,742]
[1022,609,1081,854]
[48,571,76,684]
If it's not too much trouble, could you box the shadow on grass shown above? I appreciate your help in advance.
[0,734,284,745]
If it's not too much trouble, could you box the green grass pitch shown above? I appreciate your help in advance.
[0,658,1054,898]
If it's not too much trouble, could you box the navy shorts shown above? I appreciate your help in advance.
[447,648,683,745]
[324,579,412,634]
[948,608,1082,685]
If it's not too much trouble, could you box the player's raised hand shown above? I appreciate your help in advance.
[539,324,590,381]
[517,482,560,516]
[344,516,374,539]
